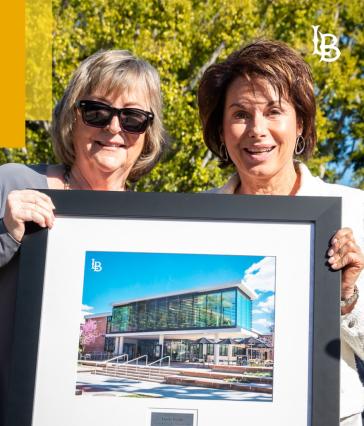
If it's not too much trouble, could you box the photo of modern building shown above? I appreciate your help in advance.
[77,251,275,400]
[84,281,260,364]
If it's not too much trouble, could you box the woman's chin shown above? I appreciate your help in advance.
[243,166,293,188]
[238,160,278,180]
[91,150,129,171]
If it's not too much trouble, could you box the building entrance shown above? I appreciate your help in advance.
[123,343,136,359]
[164,340,191,362]
[189,343,203,362]
[137,339,160,362]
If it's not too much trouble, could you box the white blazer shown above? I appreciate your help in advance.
[211,163,364,419]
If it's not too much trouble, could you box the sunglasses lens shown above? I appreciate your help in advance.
[82,105,111,127]
[120,110,148,133]
[78,101,152,133]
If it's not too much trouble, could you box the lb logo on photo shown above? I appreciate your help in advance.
[91,258,102,272]
[312,25,341,62]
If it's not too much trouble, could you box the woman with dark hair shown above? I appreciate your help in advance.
[0,49,165,423]
[198,39,364,425]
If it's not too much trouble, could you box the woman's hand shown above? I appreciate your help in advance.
[327,227,364,313]
[3,190,55,242]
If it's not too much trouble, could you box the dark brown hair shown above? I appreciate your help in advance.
[197,39,317,164]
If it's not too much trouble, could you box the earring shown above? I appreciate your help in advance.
[294,135,305,156]
[219,142,230,162]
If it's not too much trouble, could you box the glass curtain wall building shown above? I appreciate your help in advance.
[98,283,258,363]
[110,287,252,334]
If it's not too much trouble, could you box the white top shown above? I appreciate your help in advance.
[211,163,364,419]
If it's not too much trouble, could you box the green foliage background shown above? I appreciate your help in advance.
[2,0,363,190]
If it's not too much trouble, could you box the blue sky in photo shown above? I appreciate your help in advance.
[81,251,275,334]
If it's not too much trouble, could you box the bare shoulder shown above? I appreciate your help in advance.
[46,164,66,189]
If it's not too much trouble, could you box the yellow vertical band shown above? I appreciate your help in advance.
[0,1,25,148]
[25,0,52,121]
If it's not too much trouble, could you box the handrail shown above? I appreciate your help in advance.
[148,356,170,379]
[148,356,170,368]
[94,355,174,381]
[105,354,129,364]
[103,354,128,376]
[122,355,148,380]
[93,353,128,367]
[123,354,148,365]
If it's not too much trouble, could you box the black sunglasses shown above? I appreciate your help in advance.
[76,100,154,133]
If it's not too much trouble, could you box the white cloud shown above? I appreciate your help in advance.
[256,295,275,314]
[80,304,94,323]
[253,318,273,327]
[82,304,94,312]
[242,257,275,293]
[253,318,273,333]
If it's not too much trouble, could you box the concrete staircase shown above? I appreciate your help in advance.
[165,375,272,394]
[94,363,182,383]
[91,363,272,394]
[178,369,273,384]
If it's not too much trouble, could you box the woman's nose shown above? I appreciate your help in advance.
[107,114,122,134]
[248,113,267,138]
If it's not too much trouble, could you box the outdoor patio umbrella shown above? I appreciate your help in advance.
[192,337,214,363]
[217,338,235,345]
[238,337,270,362]
[194,337,214,344]
[238,337,271,347]
[217,338,236,364]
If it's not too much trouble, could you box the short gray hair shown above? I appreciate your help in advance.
[51,50,165,182]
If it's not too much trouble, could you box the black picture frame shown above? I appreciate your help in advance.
[6,191,341,426]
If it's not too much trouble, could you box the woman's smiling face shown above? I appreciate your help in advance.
[222,76,302,184]
[72,84,149,177]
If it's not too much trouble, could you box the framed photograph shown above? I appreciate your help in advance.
[6,191,341,426]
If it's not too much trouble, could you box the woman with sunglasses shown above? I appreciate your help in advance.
[0,49,164,422]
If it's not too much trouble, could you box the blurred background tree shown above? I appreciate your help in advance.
[2,0,363,190]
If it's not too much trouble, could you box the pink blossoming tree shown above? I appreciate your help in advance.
[79,319,101,355]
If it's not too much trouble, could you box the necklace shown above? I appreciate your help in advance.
[62,164,92,190]
[63,165,71,190]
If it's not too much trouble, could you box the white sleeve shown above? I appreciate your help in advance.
[340,193,364,360]
[341,295,364,361]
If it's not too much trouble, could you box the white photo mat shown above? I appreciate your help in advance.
[31,217,313,426]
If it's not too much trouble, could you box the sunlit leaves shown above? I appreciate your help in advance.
[1,0,363,189]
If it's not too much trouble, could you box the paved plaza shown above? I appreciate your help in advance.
[76,372,272,402]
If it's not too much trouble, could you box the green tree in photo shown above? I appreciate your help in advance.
[2,0,363,190]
